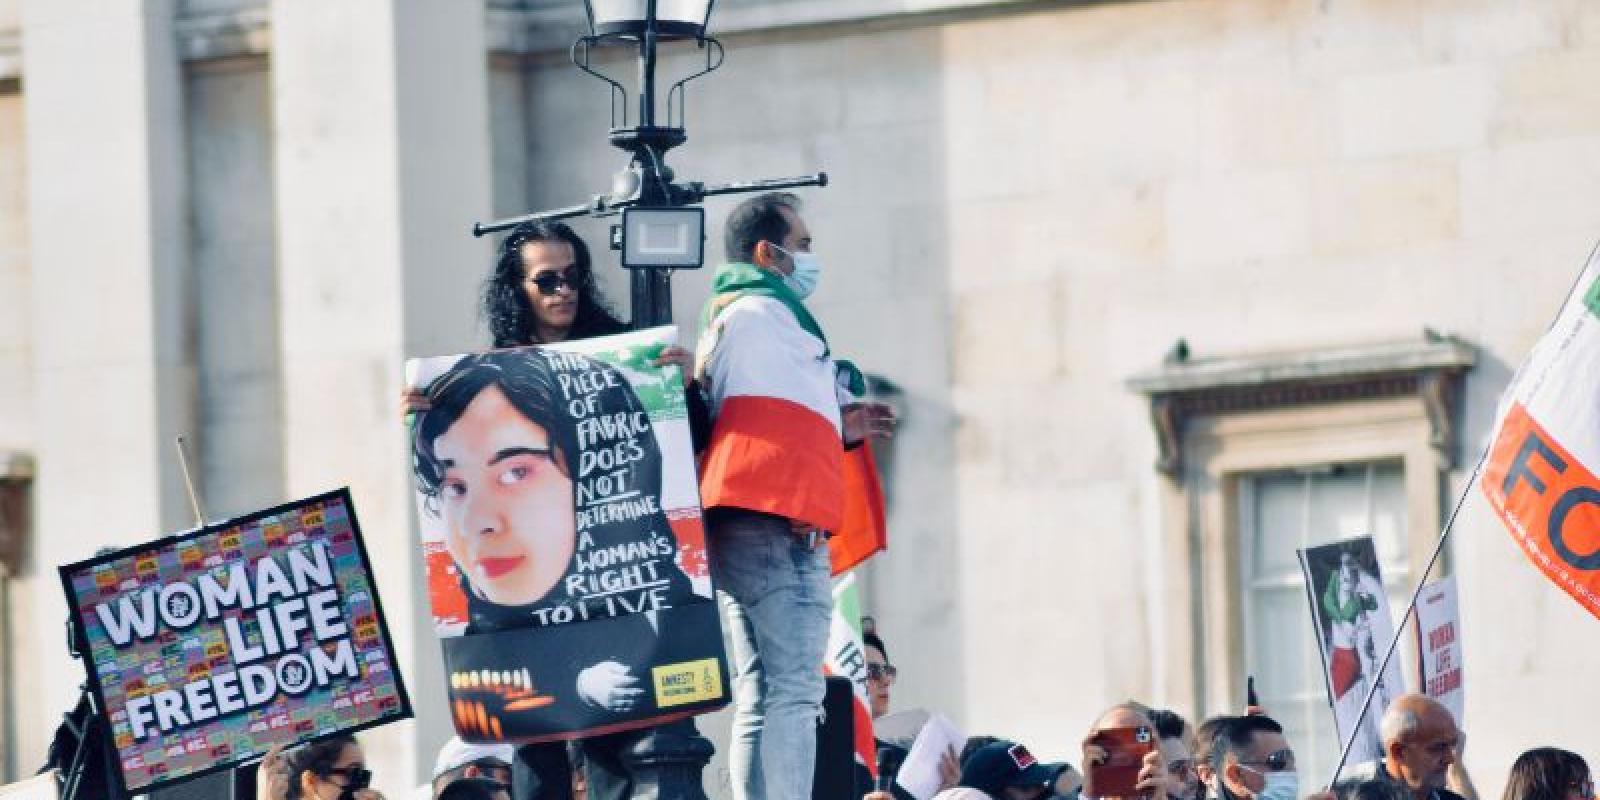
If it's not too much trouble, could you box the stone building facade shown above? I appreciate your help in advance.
[2,0,1599,796]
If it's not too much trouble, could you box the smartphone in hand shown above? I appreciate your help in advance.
[1087,726,1156,797]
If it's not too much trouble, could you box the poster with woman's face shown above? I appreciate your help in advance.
[406,326,726,743]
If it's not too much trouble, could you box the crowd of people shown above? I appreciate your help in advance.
[256,631,1593,800]
[848,632,1590,800]
[245,189,1591,800]
[851,630,1587,800]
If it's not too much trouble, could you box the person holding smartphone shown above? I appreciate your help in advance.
[1079,704,1169,800]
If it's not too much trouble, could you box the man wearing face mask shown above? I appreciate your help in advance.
[695,192,895,800]
[1207,716,1300,800]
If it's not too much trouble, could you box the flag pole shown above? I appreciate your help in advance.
[1326,244,1600,789]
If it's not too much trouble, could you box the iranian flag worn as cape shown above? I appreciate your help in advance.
[696,262,888,575]
[825,573,877,779]
[1482,247,1600,619]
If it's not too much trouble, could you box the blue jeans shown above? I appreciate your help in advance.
[708,509,832,800]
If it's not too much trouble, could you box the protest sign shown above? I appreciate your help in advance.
[1414,577,1463,723]
[57,489,410,795]
[1482,251,1600,620]
[406,326,728,743]
[1297,536,1404,765]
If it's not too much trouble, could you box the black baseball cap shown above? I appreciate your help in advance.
[961,741,1056,794]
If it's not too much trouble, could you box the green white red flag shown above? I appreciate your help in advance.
[1482,250,1600,619]
[824,573,877,778]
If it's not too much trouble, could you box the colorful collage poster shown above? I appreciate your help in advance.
[57,490,411,794]
[405,326,728,743]
[1297,535,1405,765]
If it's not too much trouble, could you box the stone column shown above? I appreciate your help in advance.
[20,0,194,780]
[271,0,491,790]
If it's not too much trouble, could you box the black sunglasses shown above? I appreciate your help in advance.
[325,766,373,789]
[866,664,898,682]
[527,270,584,296]
[1238,749,1295,773]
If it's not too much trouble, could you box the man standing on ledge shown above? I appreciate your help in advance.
[695,192,894,800]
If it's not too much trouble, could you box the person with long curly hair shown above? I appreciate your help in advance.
[480,221,628,348]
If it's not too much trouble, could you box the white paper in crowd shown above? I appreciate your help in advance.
[1414,577,1464,723]
[0,773,60,800]
[897,712,966,800]
[874,708,932,749]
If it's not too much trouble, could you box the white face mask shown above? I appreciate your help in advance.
[1246,769,1298,800]
[771,243,821,299]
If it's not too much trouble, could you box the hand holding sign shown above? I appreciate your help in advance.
[256,744,291,800]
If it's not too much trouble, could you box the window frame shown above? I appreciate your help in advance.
[1168,395,1445,718]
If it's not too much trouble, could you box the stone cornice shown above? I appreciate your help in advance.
[0,0,1096,78]
[1127,335,1478,478]
[488,0,1065,56]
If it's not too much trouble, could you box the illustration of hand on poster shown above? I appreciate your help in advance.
[406,326,728,743]
[1298,536,1406,766]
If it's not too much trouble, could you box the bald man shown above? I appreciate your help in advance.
[1333,695,1463,800]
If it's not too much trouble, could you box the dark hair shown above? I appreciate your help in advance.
[411,349,686,631]
[1502,748,1591,800]
[1193,716,1232,767]
[1342,780,1412,800]
[723,192,800,264]
[1150,709,1189,742]
[862,631,888,664]
[439,776,510,800]
[483,221,626,347]
[413,352,577,502]
[1208,715,1283,773]
[284,735,357,800]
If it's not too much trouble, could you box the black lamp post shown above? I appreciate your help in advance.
[473,0,827,330]
[472,4,829,798]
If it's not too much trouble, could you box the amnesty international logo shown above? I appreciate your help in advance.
[651,658,722,708]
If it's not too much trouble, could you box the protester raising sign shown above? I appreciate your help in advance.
[1482,250,1600,621]
[57,490,411,795]
[1413,577,1463,723]
[406,326,728,743]
[1297,536,1404,767]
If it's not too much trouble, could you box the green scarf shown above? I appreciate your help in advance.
[699,262,864,395]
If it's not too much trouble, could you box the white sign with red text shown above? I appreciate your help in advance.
[1414,577,1464,723]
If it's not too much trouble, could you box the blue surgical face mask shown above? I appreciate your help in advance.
[770,243,821,299]
[1245,769,1298,800]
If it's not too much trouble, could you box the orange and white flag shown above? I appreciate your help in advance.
[1482,248,1600,619]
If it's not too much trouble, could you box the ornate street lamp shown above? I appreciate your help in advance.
[472,5,828,798]
[473,0,827,328]
[583,0,715,39]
